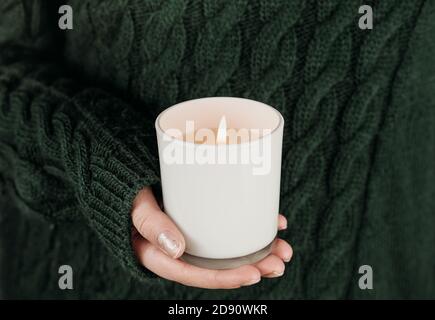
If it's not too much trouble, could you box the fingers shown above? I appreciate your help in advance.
[133,235,293,288]
[132,187,185,259]
[132,196,293,288]
[133,236,261,289]
[254,254,285,278]
[278,214,287,230]
[254,238,293,278]
[271,238,293,263]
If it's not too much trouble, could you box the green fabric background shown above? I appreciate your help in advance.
[0,0,434,299]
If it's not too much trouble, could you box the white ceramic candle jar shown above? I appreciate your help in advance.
[155,97,284,269]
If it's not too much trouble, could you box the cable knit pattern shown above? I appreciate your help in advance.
[1,0,434,299]
[0,49,160,281]
[277,1,356,298]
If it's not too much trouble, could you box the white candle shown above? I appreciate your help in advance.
[155,97,284,268]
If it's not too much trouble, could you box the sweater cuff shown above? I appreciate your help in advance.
[87,167,160,280]
[65,89,161,280]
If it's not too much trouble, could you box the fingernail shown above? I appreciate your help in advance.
[157,231,181,258]
[284,256,291,262]
[265,271,284,277]
[242,277,261,286]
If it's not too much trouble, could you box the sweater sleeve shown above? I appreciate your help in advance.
[0,45,160,279]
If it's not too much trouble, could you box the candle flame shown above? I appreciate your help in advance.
[216,116,227,144]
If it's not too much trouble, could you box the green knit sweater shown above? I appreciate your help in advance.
[1,0,434,299]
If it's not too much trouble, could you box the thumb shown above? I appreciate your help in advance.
[132,187,185,259]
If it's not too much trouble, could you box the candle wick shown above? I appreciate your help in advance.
[216,116,227,144]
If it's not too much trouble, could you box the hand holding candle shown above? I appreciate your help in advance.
[130,97,292,289]
[131,187,292,289]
